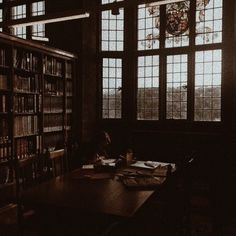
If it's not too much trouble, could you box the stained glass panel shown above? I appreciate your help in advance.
[102,58,122,119]
[138,2,160,51]
[166,55,188,119]
[137,55,159,120]
[165,1,190,48]
[196,0,223,45]
[194,50,222,121]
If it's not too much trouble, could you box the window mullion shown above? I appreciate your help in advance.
[187,0,197,121]
[123,3,136,121]
[159,5,166,121]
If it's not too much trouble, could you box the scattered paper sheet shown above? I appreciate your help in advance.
[82,164,94,170]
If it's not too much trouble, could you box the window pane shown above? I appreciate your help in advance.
[101,9,124,51]
[32,1,45,16]
[102,58,122,119]
[196,0,223,45]
[138,3,160,51]
[31,1,45,38]
[11,26,27,39]
[0,9,2,22]
[166,55,188,120]
[101,0,123,4]
[194,50,222,121]
[165,1,190,48]
[137,55,159,120]
[11,5,26,19]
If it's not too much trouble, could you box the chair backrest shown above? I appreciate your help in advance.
[47,149,65,177]
[0,161,16,204]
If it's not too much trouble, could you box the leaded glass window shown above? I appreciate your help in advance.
[32,1,45,16]
[137,55,159,120]
[195,50,222,121]
[101,9,124,51]
[102,58,122,119]
[11,5,27,39]
[31,1,45,38]
[102,0,123,5]
[11,26,26,39]
[166,54,188,119]
[196,0,223,45]
[138,3,160,50]
[100,0,224,123]
[0,9,2,22]
[11,5,26,20]
[165,1,190,48]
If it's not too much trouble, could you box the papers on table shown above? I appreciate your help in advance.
[102,159,116,164]
[82,164,94,170]
[82,159,116,170]
[130,161,176,171]
[101,159,116,167]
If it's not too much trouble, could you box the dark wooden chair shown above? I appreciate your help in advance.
[47,149,66,177]
[0,161,19,236]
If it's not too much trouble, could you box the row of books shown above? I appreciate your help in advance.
[14,74,40,93]
[44,56,63,76]
[66,114,72,130]
[0,119,8,136]
[66,81,73,96]
[0,136,11,162]
[44,96,63,113]
[66,98,72,113]
[66,98,72,112]
[0,49,6,66]
[14,115,38,137]
[0,74,8,90]
[13,49,40,72]
[0,95,7,113]
[14,94,38,113]
[43,114,63,132]
[65,62,72,78]
[44,79,63,96]
[15,136,41,160]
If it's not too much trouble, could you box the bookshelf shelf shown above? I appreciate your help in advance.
[14,133,39,139]
[0,32,76,186]
[43,111,63,115]
[13,68,38,75]
[0,65,10,70]
[14,113,39,116]
[43,129,64,133]
[44,73,63,79]
[44,94,64,97]
[14,91,40,95]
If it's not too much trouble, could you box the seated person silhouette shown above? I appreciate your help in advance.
[85,130,112,164]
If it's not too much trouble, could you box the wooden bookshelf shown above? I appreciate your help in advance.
[0,32,77,185]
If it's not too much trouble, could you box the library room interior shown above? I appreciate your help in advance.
[0,0,236,235]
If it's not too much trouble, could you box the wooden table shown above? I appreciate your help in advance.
[21,168,155,218]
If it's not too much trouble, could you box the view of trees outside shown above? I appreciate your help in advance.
[137,55,159,120]
[166,54,188,120]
